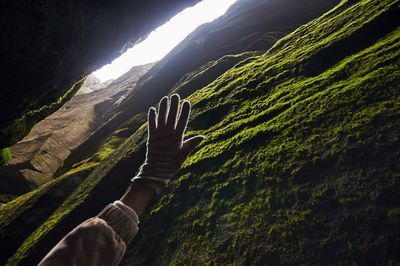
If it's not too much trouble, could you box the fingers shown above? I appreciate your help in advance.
[175,100,191,137]
[153,94,191,135]
[148,107,157,135]
[166,94,180,130]
[157,96,169,128]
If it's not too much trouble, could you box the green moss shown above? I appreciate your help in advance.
[0,77,85,147]
[3,122,147,264]
[92,136,124,161]
[0,185,50,229]
[172,51,260,98]
[0,161,98,230]
[387,208,400,217]
[61,162,99,178]
[3,0,400,264]
[3,160,99,265]
[121,0,400,264]
[5,126,147,264]
[0,147,11,166]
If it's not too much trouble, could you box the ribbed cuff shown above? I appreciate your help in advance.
[97,201,139,244]
[131,176,170,195]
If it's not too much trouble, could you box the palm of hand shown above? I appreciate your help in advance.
[142,94,204,180]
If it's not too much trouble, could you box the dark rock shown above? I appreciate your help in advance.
[0,64,153,195]
[2,0,399,265]
[61,0,339,170]
[0,0,198,148]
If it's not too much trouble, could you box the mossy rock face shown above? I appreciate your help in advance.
[51,0,338,186]
[1,0,399,265]
[120,0,399,264]
[0,0,199,148]
[0,162,97,265]
[0,148,11,167]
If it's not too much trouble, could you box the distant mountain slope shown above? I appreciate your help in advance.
[75,75,114,95]
[0,0,399,265]
[0,64,153,197]
[0,0,198,148]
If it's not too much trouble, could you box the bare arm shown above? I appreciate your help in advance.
[120,183,154,216]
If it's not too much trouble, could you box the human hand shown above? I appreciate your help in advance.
[132,94,204,194]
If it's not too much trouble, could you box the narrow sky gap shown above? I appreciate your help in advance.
[93,0,238,82]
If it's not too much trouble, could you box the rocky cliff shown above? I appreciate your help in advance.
[0,0,197,148]
[0,64,153,199]
[76,75,114,95]
[0,0,399,265]
[59,0,340,174]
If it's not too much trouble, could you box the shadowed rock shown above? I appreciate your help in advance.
[0,0,198,148]
[0,64,154,195]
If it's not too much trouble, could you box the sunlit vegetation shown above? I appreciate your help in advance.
[0,77,86,146]
[123,0,400,264]
[1,0,399,264]
[0,147,11,166]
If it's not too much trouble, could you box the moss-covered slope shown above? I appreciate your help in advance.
[0,0,399,264]
[61,0,339,171]
[125,0,400,264]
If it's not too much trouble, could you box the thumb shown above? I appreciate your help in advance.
[181,135,205,158]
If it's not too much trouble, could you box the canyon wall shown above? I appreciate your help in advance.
[0,0,398,265]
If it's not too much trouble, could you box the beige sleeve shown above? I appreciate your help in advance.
[38,201,139,266]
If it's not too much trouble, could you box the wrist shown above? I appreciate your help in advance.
[120,181,155,216]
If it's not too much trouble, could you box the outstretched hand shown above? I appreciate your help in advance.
[132,94,204,194]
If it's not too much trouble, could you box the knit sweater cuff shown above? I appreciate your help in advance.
[97,201,139,244]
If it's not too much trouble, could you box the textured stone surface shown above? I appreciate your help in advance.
[61,0,340,171]
[0,64,153,195]
[0,0,197,148]
[1,0,398,265]
[76,75,114,95]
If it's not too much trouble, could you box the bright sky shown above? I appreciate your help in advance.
[93,0,238,82]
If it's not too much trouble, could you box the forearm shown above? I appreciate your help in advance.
[120,182,155,216]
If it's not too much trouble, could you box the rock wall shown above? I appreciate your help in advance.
[0,0,197,148]
[59,0,340,173]
[0,64,153,197]
[0,0,399,265]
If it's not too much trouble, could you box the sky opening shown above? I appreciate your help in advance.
[93,0,238,82]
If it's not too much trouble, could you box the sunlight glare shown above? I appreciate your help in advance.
[93,0,238,82]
